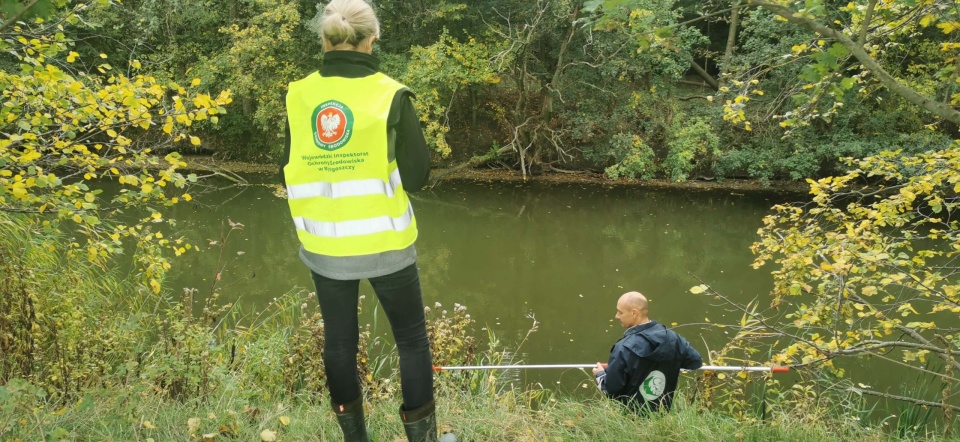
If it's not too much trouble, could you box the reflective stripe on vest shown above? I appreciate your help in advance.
[287,168,402,200]
[292,202,414,238]
[284,72,417,256]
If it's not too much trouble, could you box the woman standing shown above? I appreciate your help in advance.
[281,1,452,440]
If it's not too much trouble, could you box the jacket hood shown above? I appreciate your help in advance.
[623,321,679,362]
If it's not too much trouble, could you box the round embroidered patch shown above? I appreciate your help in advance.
[640,370,666,401]
[311,100,354,150]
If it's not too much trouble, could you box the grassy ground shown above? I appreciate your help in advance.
[2,379,937,442]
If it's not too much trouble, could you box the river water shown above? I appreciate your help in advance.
[167,177,809,391]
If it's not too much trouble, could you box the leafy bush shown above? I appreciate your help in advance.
[604,134,657,180]
[665,117,720,182]
[0,216,147,397]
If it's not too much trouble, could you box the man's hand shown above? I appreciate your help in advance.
[592,362,605,375]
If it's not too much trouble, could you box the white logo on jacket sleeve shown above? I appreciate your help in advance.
[639,370,666,401]
[320,113,341,138]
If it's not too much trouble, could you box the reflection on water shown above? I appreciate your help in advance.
[168,177,798,391]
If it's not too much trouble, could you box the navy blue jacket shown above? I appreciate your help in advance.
[595,321,702,412]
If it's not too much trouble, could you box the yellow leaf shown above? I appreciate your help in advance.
[187,417,201,435]
[278,416,290,426]
[260,429,277,442]
[920,14,937,28]
[190,136,201,146]
[937,21,960,34]
[99,53,108,59]
[142,421,156,430]
[192,78,202,86]
[67,51,79,63]
[183,193,192,201]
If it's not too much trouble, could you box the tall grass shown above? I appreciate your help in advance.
[0,379,919,441]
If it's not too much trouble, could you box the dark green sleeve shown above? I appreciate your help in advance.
[389,90,431,192]
[279,122,290,187]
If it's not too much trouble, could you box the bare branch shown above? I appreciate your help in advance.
[750,0,960,125]
[851,388,960,412]
[0,0,42,33]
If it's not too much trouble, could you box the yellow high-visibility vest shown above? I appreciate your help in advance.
[283,72,417,256]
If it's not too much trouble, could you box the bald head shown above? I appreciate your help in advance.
[615,291,650,328]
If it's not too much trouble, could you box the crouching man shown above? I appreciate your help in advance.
[593,291,703,413]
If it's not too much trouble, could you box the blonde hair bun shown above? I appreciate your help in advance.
[307,0,380,47]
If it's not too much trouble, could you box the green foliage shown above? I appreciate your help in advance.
[714,129,955,182]
[664,116,719,182]
[72,0,320,159]
[388,31,505,158]
[695,144,960,413]
[207,0,308,158]
[0,3,231,288]
[0,0,72,22]
[374,0,472,53]
[0,215,149,397]
[719,0,960,131]
[604,133,656,180]
[10,0,952,180]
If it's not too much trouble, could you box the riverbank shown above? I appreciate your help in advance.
[179,156,810,194]
[0,382,897,441]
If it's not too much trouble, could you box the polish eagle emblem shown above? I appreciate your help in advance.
[320,112,342,139]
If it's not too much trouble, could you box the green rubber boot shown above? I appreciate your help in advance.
[333,397,370,442]
[400,399,460,442]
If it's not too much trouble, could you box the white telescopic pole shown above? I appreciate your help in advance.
[433,364,789,373]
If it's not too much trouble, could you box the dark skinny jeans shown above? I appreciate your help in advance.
[310,263,433,410]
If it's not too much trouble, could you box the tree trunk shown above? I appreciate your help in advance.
[722,0,741,76]
[751,1,960,126]
[544,2,581,117]
[690,60,720,91]
[858,0,876,46]
[0,0,41,33]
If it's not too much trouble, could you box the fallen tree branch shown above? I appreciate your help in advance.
[850,388,960,412]
[0,0,41,33]
[428,145,514,186]
[690,61,720,91]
